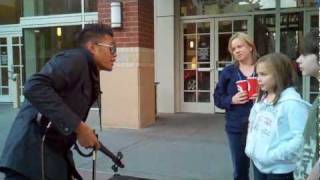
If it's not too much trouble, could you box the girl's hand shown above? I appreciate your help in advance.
[232,91,249,104]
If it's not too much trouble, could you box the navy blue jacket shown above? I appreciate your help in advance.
[0,48,99,180]
[214,64,254,133]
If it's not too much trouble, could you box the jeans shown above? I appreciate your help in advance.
[253,163,293,180]
[226,131,250,180]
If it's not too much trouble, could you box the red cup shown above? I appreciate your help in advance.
[236,80,248,93]
[247,77,259,98]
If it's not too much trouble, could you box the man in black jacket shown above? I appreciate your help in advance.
[0,23,117,180]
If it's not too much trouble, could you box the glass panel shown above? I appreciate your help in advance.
[2,88,9,95]
[185,63,210,69]
[0,47,8,66]
[310,93,319,103]
[0,0,22,25]
[184,92,196,102]
[280,12,303,94]
[0,38,6,45]
[1,67,8,86]
[234,20,247,32]
[12,37,19,44]
[197,22,210,33]
[84,0,97,12]
[23,0,96,16]
[14,66,20,74]
[21,65,25,85]
[280,13,303,60]
[24,26,82,72]
[304,0,317,7]
[184,70,196,90]
[280,0,316,8]
[180,0,276,16]
[218,33,232,62]
[198,71,210,90]
[219,21,232,32]
[311,15,319,29]
[184,35,196,63]
[198,35,210,62]
[198,63,210,68]
[13,46,20,65]
[198,92,210,102]
[281,0,301,8]
[184,23,196,34]
[254,15,276,56]
[180,0,197,16]
[310,77,319,94]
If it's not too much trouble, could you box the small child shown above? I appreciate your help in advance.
[245,53,311,180]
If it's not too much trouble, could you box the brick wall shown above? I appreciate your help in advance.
[97,0,154,49]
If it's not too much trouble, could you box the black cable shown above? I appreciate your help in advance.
[40,121,52,180]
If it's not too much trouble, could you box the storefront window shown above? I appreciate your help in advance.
[180,0,276,16]
[23,0,97,17]
[0,0,22,25]
[254,14,275,56]
[280,12,303,94]
[23,26,81,76]
[280,0,317,8]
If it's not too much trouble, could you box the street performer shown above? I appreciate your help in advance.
[0,23,117,180]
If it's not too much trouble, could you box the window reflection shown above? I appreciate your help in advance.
[180,0,276,16]
[280,0,317,8]
[280,12,303,94]
[23,0,96,17]
[0,0,22,25]
[254,15,275,56]
[24,26,81,73]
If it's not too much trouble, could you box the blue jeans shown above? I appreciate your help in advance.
[226,132,250,180]
[253,163,293,180]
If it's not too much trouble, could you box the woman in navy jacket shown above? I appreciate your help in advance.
[214,32,258,180]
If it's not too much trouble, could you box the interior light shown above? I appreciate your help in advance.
[190,40,194,48]
[111,2,122,28]
[57,27,62,37]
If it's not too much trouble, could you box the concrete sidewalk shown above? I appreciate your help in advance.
[0,103,236,180]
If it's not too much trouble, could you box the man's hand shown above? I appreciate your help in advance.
[75,122,100,149]
[232,91,249,104]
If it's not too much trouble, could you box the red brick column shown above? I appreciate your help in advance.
[97,0,155,129]
[97,0,154,48]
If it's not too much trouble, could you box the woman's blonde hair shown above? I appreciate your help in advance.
[228,32,258,65]
[256,53,297,105]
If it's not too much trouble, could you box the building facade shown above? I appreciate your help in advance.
[0,0,318,128]
[155,0,319,114]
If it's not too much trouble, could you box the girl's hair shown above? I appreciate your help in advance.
[302,29,319,58]
[228,32,259,65]
[256,53,297,105]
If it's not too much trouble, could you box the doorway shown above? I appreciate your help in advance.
[0,36,23,102]
[181,16,252,113]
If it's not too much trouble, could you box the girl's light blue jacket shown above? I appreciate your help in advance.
[245,87,311,174]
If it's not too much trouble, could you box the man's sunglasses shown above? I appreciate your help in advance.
[96,43,117,55]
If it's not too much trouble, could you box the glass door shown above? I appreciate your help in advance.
[181,16,252,113]
[214,16,253,113]
[0,37,9,101]
[0,36,24,102]
[181,20,214,113]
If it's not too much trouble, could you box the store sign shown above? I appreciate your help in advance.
[198,47,209,61]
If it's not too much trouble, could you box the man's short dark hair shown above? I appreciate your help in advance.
[76,23,113,47]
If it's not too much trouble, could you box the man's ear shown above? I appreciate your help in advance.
[85,41,97,54]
